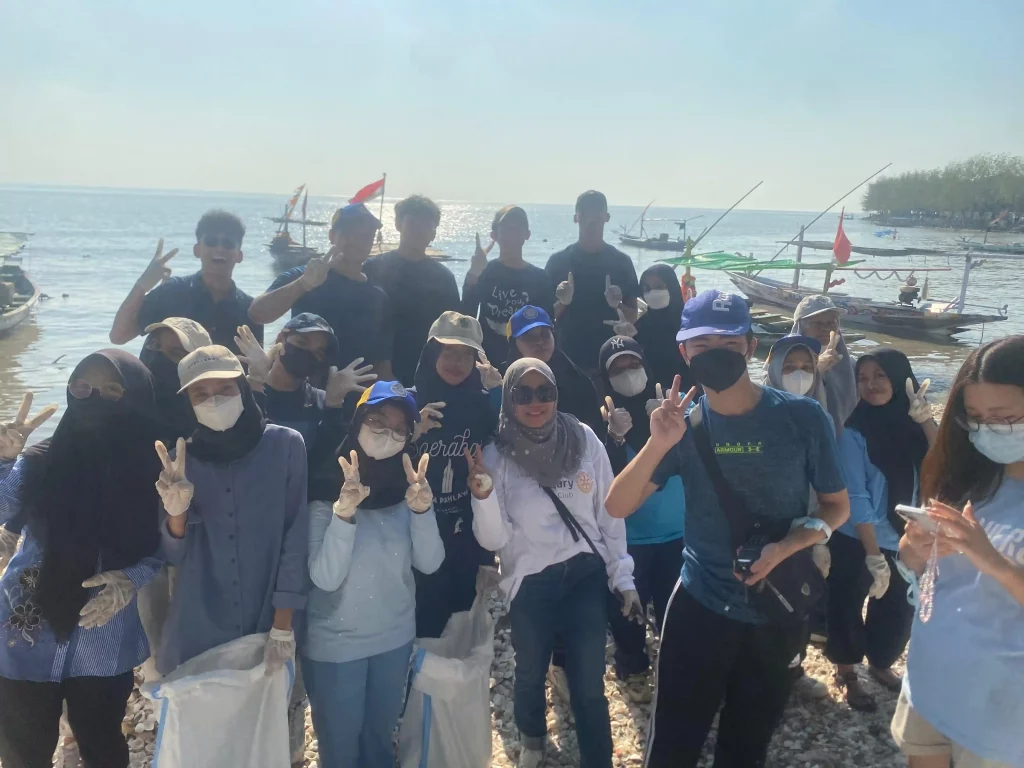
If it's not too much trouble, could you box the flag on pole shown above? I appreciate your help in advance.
[350,177,386,205]
[833,208,852,265]
[301,191,307,220]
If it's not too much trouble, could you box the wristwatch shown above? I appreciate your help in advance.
[790,516,832,543]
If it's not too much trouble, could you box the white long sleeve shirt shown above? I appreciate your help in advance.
[471,424,634,601]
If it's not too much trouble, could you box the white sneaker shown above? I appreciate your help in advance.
[518,747,544,768]
[546,663,571,704]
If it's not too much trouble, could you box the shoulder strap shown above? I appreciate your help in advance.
[541,486,601,559]
[688,415,757,548]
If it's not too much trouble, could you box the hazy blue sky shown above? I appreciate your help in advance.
[2,0,1022,209]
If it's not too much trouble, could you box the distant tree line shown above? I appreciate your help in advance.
[862,154,1024,230]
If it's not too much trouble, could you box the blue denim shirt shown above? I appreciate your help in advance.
[836,427,906,552]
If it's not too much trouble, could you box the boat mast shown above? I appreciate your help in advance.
[957,254,973,313]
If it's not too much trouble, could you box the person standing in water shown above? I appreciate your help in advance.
[789,295,856,435]
[635,264,696,393]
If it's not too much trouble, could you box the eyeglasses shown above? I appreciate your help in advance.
[363,414,411,441]
[954,414,1024,433]
[201,234,240,250]
[69,379,125,401]
[511,383,557,406]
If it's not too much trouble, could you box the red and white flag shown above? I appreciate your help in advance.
[349,177,385,205]
[833,208,852,265]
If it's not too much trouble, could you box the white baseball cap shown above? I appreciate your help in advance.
[145,317,212,353]
[177,345,245,393]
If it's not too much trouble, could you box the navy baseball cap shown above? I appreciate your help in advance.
[356,380,420,423]
[331,203,382,232]
[676,289,752,342]
[508,305,553,339]
[283,313,339,352]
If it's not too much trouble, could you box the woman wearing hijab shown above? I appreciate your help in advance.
[411,312,498,638]
[303,381,444,768]
[827,348,936,712]
[789,295,857,436]
[634,264,696,393]
[0,351,164,768]
[467,358,637,768]
[598,336,685,680]
[763,335,827,410]
[140,317,212,440]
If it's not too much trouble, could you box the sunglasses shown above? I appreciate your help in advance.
[201,234,240,250]
[511,383,557,406]
[69,379,125,401]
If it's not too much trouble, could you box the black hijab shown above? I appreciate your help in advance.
[20,350,163,640]
[845,348,929,536]
[141,346,197,441]
[635,264,696,392]
[186,376,267,464]
[413,339,486,405]
[598,336,657,453]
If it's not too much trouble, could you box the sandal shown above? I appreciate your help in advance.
[868,666,904,693]
[835,670,877,713]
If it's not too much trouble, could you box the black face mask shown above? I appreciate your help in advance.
[688,347,749,392]
[146,353,181,397]
[279,345,322,380]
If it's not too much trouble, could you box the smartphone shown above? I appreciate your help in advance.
[895,504,940,533]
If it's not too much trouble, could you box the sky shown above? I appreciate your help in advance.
[2,0,1022,210]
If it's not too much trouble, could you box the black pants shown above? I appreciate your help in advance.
[825,533,914,669]
[608,538,683,676]
[414,535,494,639]
[645,583,802,768]
[0,672,134,768]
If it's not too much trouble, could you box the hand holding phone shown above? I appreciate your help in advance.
[896,504,940,533]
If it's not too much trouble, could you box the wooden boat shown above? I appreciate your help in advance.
[959,238,1024,255]
[619,232,689,251]
[749,309,865,346]
[267,185,324,267]
[0,264,41,335]
[778,240,949,257]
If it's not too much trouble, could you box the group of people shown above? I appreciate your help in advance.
[0,189,1019,768]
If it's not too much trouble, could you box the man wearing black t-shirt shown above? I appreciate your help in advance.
[248,203,395,379]
[363,195,461,386]
[461,205,555,365]
[545,191,640,375]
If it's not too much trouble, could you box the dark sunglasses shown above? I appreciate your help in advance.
[201,234,240,250]
[511,383,557,406]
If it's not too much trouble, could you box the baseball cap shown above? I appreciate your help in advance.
[768,334,822,360]
[282,313,339,352]
[144,317,212,354]
[794,294,847,320]
[428,311,485,355]
[508,305,553,339]
[331,203,382,233]
[492,205,529,231]
[676,289,752,342]
[177,345,244,393]
[356,380,420,423]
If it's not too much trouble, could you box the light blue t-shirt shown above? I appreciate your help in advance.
[836,427,903,552]
[905,476,1024,766]
[624,444,685,545]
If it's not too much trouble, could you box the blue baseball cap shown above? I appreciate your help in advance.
[356,380,420,423]
[282,313,339,353]
[331,203,382,232]
[508,305,553,339]
[676,289,752,342]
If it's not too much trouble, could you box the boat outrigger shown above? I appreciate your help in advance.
[0,233,41,335]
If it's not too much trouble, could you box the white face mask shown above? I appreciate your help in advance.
[358,424,406,460]
[969,424,1024,465]
[609,368,648,398]
[781,370,815,397]
[193,394,244,432]
[643,289,671,310]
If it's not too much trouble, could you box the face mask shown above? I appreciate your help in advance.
[609,368,648,398]
[193,394,244,432]
[643,289,671,310]
[358,424,406,460]
[280,344,322,380]
[688,347,749,392]
[781,370,814,396]
[969,425,1024,465]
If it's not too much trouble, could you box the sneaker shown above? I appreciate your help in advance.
[518,747,544,768]
[546,663,570,705]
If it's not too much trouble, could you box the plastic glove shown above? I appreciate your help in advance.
[635,297,649,321]
[464,444,493,499]
[403,453,433,513]
[645,383,665,416]
[0,527,20,572]
[0,393,58,460]
[475,355,502,390]
[234,326,280,385]
[79,570,136,629]
[817,331,843,374]
[604,275,623,309]
[603,308,637,338]
[335,451,370,520]
[155,438,193,517]
[866,554,891,599]
[299,256,332,290]
[619,589,644,621]
[811,542,831,578]
[325,358,377,407]
[264,628,295,676]
[601,396,633,440]
[413,402,445,440]
[907,378,933,423]
[555,272,574,306]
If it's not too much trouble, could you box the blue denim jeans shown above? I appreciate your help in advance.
[510,553,612,768]
[302,643,413,768]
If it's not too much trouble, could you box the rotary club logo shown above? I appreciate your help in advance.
[576,470,594,494]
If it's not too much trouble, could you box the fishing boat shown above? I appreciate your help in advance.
[959,238,1024,255]
[749,309,865,346]
[617,202,701,252]
[0,233,41,334]
[266,185,324,268]
[778,240,948,258]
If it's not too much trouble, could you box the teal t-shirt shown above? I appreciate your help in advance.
[624,444,685,545]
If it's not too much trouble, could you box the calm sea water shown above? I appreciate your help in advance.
[1,186,1021,440]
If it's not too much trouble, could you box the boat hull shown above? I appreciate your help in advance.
[619,236,688,252]
[0,266,40,334]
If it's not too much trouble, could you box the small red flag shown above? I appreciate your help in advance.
[349,178,385,205]
[833,208,852,265]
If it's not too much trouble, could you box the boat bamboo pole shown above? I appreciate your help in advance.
[957,255,973,313]
[377,173,387,247]
[690,181,764,249]
[792,226,804,288]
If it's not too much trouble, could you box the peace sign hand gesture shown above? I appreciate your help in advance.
[556,272,574,307]
[475,353,503,390]
[0,393,58,460]
[602,308,637,338]
[604,275,623,309]
[138,239,179,292]
[907,378,933,423]
[403,453,433,513]
[649,375,697,452]
[335,450,370,520]
[464,444,493,500]
[469,233,495,279]
[817,331,843,374]
[155,438,194,517]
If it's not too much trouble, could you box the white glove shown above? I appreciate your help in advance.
[413,402,445,440]
[555,271,574,306]
[866,554,891,599]
[645,383,665,416]
[464,444,493,499]
[403,453,433,513]
[601,396,633,440]
[264,628,295,676]
[619,589,644,622]
[299,256,332,290]
[234,326,280,384]
[0,527,20,573]
[325,358,377,407]
[335,451,370,520]
[79,570,136,629]
[604,275,623,309]
[907,378,933,424]
[475,355,502,390]
[603,308,637,338]
[811,542,831,578]
[0,393,58,460]
[817,331,843,374]
[155,438,193,517]
[634,297,649,321]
